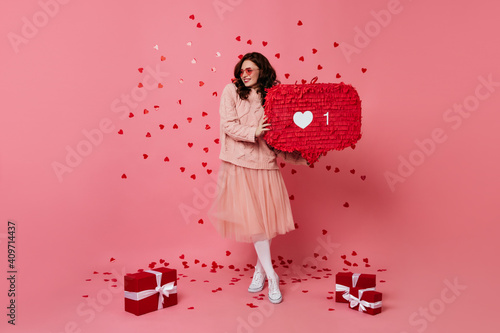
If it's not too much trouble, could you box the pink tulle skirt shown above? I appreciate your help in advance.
[208,161,296,243]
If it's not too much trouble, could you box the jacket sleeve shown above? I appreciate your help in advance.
[219,84,257,143]
[276,150,309,165]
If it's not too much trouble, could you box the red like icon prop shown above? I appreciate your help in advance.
[263,79,362,164]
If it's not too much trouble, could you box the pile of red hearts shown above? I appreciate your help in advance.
[263,79,362,165]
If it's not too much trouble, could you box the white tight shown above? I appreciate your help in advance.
[252,238,275,279]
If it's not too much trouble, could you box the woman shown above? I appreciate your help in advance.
[209,52,307,304]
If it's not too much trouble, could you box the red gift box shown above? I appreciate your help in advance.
[124,267,177,316]
[335,272,376,303]
[263,79,362,165]
[349,290,382,315]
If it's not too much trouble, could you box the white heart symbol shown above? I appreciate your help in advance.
[293,111,313,129]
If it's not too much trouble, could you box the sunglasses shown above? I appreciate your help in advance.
[240,68,258,77]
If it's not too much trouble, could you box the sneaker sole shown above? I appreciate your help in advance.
[268,295,282,304]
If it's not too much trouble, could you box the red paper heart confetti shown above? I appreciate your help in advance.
[202,111,208,117]
[180,167,185,172]
[322,256,328,260]
[214,138,220,144]
[312,48,318,54]
[138,83,143,88]
[109,258,115,262]
[299,56,304,62]
[160,55,166,61]
[291,169,297,174]
[353,263,358,267]
[196,22,202,28]
[198,219,204,224]
[118,129,123,135]
[361,68,367,73]
[188,143,193,147]
[317,65,323,70]
[284,73,290,79]
[328,308,335,311]
[199,81,204,86]
[187,117,192,123]
[322,229,327,235]
[145,132,151,137]
[189,14,195,20]
[190,174,196,180]
[343,202,349,208]
[158,83,163,88]
[275,53,280,59]
[202,162,207,167]
[344,260,352,266]
[313,253,319,258]
[143,154,148,159]
[188,307,194,310]
[205,125,211,130]
[334,167,340,173]
[226,251,231,256]
[340,255,346,259]
[297,20,303,26]
[289,195,294,200]
[247,39,252,45]
[203,147,209,153]
[179,254,185,259]
[262,41,268,46]
[138,68,143,73]
[350,169,356,174]
[173,124,178,129]
[236,36,241,41]
[361,175,366,180]
[326,165,331,171]
[121,174,127,179]
[207,169,212,174]
[246,303,258,308]
[352,251,357,256]
[128,112,134,118]
[336,73,341,79]
[365,264,371,267]
[333,42,339,47]
[164,156,169,162]
[178,99,182,105]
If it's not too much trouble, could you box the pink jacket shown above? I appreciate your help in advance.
[218,83,307,169]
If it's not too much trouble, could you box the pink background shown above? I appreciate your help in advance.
[1,0,499,332]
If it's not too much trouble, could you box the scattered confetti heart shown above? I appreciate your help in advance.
[361,175,366,180]
[180,167,185,172]
[297,20,303,26]
[160,55,166,61]
[343,202,349,208]
[289,195,294,200]
[262,41,268,46]
[328,308,335,311]
[336,73,341,78]
[188,143,193,147]
[205,125,211,130]
[275,53,280,59]
[202,111,208,117]
[317,64,323,70]
[187,307,194,310]
[334,167,340,173]
[207,169,212,174]
[214,138,220,144]
[361,68,367,73]
[196,22,202,28]
[191,174,196,180]
[291,169,297,174]
[203,147,209,153]
[138,68,143,73]
[143,154,148,159]
[299,56,304,62]
[247,39,252,45]
[340,255,346,259]
[352,251,357,256]
[146,132,151,137]
[143,109,149,114]
[173,124,178,129]
[322,229,327,235]
[158,83,163,88]
[118,129,123,135]
[226,251,231,256]
[344,260,352,266]
[312,48,317,54]
[326,165,331,171]
[284,73,290,79]
[199,81,204,86]
[333,42,339,47]
[365,264,371,267]
[198,219,204,224]
[129,112,134,118]
[246,303,258,308]
[121,174,127,179]
[189,14,195,20]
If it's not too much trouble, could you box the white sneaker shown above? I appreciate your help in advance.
[248,270,266,293]
[268,274,282,304]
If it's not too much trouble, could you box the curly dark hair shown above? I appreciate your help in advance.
[233,52,280,106]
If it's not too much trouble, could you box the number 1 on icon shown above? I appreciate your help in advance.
[323,112,329,125]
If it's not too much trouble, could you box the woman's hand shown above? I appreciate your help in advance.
[255,115,271,138]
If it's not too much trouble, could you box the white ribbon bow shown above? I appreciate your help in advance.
[124,270,177,310]
[349,289,382,312]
